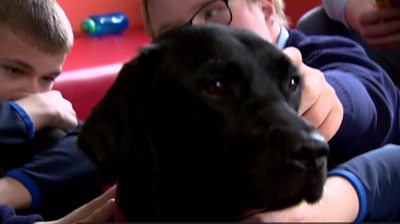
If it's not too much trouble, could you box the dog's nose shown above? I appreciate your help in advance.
[286,131,329,171]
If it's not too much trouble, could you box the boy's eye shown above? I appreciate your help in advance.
[41,76,55,83]
[4,66,24,75]
[192,0,231,25]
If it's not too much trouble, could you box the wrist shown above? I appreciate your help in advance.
[15,97,53,131]
[0,176,33,210]
[325,173,362,222]
[8,101,35,139]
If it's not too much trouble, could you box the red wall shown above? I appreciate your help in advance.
[285,0,321,27]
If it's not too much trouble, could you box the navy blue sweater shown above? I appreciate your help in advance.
[285,29,400,221]
[330,144,400,222]
[286,29,400,167]
[0,102,110,220]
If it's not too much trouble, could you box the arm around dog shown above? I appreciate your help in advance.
[246,143,400,222]
[331,144,400,221]
[9,145,400,223]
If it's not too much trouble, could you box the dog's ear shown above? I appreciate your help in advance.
[77,43,162,176]
[79,43,168,219]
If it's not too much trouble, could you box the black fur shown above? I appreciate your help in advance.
[78,24,329,221]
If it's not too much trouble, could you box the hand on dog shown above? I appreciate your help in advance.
[16,91,78,131]
[345,0,400,50]
[283,47,344,141]
[242,176,359,222]
[35,185,116,224]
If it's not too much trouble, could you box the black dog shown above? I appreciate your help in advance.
[78,24,329,221]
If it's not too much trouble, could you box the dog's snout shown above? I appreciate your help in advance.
[287,131,329,171]
[288,145,328,170]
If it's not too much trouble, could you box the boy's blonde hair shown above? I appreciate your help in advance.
[273,0,290,28]
[141,0,289,38]
[0,0,73,54]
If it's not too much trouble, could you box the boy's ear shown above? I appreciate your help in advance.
[259,0,276,25]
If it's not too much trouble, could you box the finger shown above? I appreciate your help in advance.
[65,112,79,129]
[364,32,400,49]
[298,66,324,115]
[80,198,115,222]
[301,83,334,129]
[54,185,117,224]
[282,49,324,115]
[59,102,78,129]
[59,114,78,130]
[362,8,400,24]
[362,19,400,37]
[315,96,343,141]
[282,47,303,68]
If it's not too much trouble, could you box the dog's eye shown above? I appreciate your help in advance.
[205,80,227,96]
[288,76,300,93]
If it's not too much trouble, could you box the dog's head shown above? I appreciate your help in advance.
[78,24,329,221]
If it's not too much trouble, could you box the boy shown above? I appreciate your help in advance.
[0,0,109,220]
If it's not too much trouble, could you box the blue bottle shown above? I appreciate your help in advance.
[81,12,130,37]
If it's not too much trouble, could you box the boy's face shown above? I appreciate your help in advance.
[0,30,67,102]
[147,0,279,42]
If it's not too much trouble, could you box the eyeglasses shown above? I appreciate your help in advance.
[187,0,233,26]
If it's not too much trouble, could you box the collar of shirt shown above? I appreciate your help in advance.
[276,26,289,50]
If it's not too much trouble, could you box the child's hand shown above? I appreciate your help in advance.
[16,91,78,131]
[35,185,116,224]
[283,47,344,141]
[346,0,400,50]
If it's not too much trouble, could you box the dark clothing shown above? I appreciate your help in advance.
[286,29,400,167]
[2,143,399,223]
[2,145,400,223]
[330,144,400,222]
[297,5,400,85]
[0,204,43,224]
[0,102,109,220]
[286,30,400,221]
